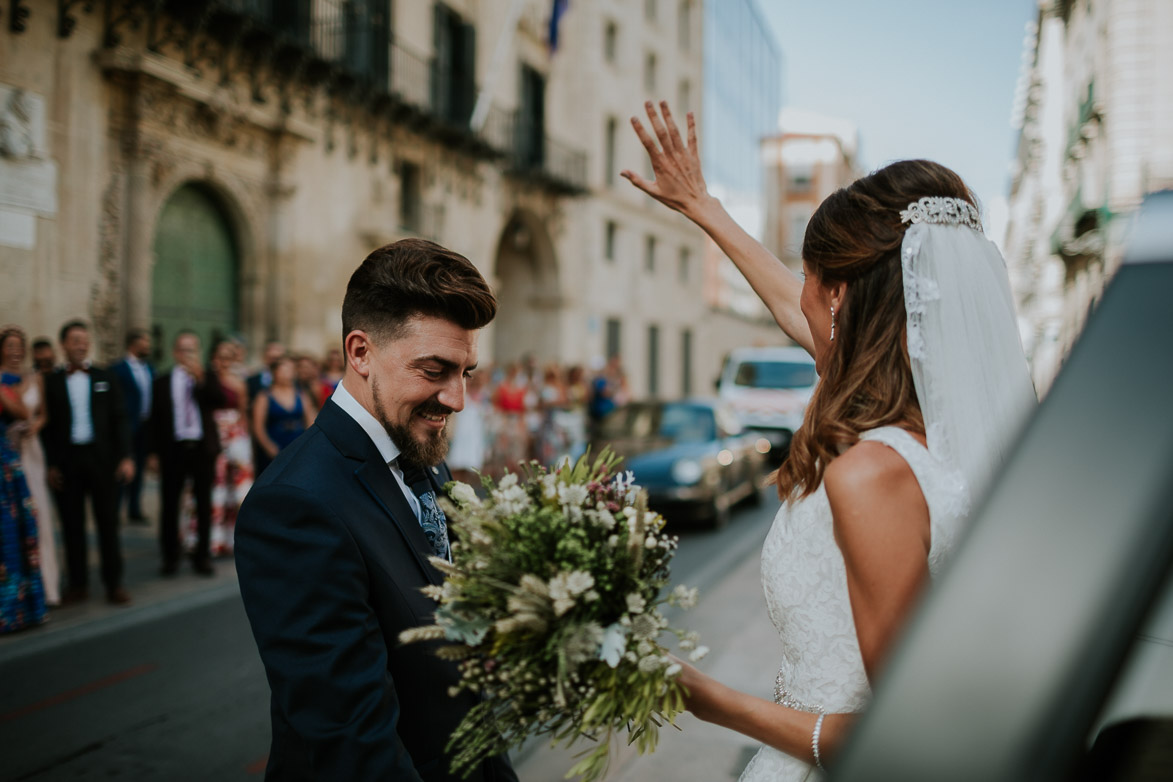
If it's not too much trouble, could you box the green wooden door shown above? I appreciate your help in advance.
[151,184,238,368]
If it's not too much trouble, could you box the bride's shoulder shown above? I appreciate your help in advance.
[824,437,928,532]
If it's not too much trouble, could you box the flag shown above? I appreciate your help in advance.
[548,0,569,53]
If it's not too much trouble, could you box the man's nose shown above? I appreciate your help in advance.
[437,376,465,413]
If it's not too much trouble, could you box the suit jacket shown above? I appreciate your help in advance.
[148,369,225,458]
[42,366,131,472]
[111,357,154,435]
[235,400,518,782]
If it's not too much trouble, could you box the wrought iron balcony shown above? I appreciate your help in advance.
[481,108,588,195]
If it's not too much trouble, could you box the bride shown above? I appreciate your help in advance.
[623,102,1037,779]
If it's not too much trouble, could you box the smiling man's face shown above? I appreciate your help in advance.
[368,314,478,466]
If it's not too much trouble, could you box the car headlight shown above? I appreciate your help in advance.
[671,458,704,485]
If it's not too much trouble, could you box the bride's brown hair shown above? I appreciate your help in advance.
[775,160,977,500]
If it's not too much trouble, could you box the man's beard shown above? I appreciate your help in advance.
[371,376,452,467]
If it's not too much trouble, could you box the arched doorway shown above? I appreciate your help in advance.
[491,210,561,365]
[151,184,239,367]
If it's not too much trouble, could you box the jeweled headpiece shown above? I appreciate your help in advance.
[899,196,983,233]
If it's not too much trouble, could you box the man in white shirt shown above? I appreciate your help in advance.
[111,328,154,524]
[148,330,224,576]
[42,321,135,605]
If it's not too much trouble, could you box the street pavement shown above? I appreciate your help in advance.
[0,481,784,781]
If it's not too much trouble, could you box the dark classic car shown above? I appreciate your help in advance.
[590,399,768,527]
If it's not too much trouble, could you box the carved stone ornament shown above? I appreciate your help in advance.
[0,89,35,160]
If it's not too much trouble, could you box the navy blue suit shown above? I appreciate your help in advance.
[235,399,517,782]
[111,357,154,519]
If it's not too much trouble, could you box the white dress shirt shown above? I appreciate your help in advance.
[331,382,421,520]
[126,354,152,421]
[171,366,204,442]
[66,366,93,444]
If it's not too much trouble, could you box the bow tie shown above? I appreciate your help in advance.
[67,365,90,375]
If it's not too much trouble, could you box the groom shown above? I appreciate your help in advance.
[236,239,517,782]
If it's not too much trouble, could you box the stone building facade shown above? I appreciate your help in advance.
[0,0,764,399]
[761,108,861,276]
[1002,0,1173,392]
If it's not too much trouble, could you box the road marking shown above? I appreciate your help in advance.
[0,662,159,724]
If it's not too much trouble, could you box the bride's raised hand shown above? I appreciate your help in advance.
[621,101,712,221]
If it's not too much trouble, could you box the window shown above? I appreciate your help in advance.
[399,160,422,232]
[647,325,660,397]
[644,52,657,93]
[433,4,477,125]
[605,318,622,360]
[604,20,617,63]
[605,220,617,262]
[518,64,546,170]
[645,0,656,23]
[678,246,690,282]
[681,328,693,396]
[678,0,691,50]
[678,79,690,115]
[605,117,618,187]
[645,234,656,272]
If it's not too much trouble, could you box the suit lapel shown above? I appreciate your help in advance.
[314,400,443,587]
[354,461,443,587]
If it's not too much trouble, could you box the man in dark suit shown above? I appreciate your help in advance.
[148,330,224,576]
[111,328,154,524]
[236,239,516,782]
[42,320,134,605]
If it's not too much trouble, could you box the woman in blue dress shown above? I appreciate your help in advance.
[0,361,46,633]
[251,354,316,476]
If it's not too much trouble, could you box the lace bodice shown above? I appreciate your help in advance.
[740,426,969,781]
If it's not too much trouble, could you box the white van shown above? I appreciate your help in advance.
[716,346,817,463]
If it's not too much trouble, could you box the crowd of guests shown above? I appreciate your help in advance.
[0,318,631,635]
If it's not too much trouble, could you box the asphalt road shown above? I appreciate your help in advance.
[0,489,779,782]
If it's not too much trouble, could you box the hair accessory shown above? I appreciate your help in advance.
[899,196,983,233]
[812,711,826,770]
[829,306,836,342]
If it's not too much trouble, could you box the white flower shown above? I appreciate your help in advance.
[557,483,590,508]
[637,654,666,674]
[626,593,646,614]
[631,613,660,641]
[593,504,617,530]
[498,473,519,490]
[449,481,481,507]
[584,590,600,602]
[565,571,595,595]
[672,584,699,610]
[607,534,620,547]
[688,645,710,662]
[541,473,558,500]
[644,535,658,549]
[665,663,683,677]
[679,631,699,651]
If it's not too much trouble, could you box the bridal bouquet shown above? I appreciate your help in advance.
[400,450,707,780]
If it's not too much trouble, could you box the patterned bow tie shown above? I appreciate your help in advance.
[400,461,451,562]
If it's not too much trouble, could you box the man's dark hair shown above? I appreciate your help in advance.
[59,320,88,343]
[125,328,150,348]
[32,337,52,351]
[342,238,497,342]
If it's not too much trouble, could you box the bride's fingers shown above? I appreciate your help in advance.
[645,101,675,161]
[621,169,658,196]
[660,101,686,157]
[630,116,663,162]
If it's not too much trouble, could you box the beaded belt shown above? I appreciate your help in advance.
[773,669,825,714]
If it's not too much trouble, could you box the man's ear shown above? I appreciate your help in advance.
[344,331,373,379]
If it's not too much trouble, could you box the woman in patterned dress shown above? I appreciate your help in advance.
[0,351,46,633]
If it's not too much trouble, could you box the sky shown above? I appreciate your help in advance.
[755,0,1037,216]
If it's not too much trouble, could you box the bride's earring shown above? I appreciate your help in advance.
[830,306,836,342]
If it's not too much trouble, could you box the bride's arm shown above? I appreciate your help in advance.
[621,101,814,356]
[680,440,931,765]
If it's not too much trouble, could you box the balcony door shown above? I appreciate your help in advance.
[517,64,545,170]
[433,3,476,126]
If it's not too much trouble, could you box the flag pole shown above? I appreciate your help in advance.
[470,0,529,133]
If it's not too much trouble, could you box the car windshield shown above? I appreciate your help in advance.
[599,403,716,443]
[733,360,816,389]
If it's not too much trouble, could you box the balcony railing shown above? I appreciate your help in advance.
[482,108,588,195]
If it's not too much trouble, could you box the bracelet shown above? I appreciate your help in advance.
[811,712,826,771]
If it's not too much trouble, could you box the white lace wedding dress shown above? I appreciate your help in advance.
[739,426,969,781]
